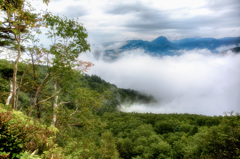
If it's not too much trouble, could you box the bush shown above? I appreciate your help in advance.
[0,104,62,158]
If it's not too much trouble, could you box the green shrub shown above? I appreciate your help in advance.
[0,105,62,158]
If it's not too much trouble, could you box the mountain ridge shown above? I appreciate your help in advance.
[123,36,240,52]
[96,36,240,60]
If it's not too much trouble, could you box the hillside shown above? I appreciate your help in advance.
[0,59,155,114]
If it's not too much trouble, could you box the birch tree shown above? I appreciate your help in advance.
[0,0,49,109]
[44,13,90,126]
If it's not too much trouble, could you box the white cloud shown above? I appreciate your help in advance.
[31,0,240,44]
[80,48,240,116]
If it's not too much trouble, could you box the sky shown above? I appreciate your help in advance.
[29,0,240,115]
[33,0,240,44]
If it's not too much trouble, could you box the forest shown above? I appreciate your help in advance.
[0,0,240,158]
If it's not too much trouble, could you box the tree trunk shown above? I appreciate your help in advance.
[12,40,21,109]
[52,81,58,126]
[6,10,21,109]
[6,78,13,105]
[16,72,27,110]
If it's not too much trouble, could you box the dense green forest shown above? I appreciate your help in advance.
[1,98,240,158]
[1,0,240,158]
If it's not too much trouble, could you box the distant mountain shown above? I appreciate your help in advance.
[173,37,240,51]
[171,37,202,44]
[119,36,177,56]
[97,36,240,60]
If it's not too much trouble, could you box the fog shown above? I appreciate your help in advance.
[80,48,240,116]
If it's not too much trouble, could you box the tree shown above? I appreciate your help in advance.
[202,114,240,158]
[100,131,119,159]
[0,0,49,109]
[44,13,91,126]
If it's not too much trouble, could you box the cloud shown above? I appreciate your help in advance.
[62,5,89,18]
[42,0,240,43]
[80,48,240,116]
[207,0,240,12]
[104,0,240,41]
[123,6,240,35]
[106,2,147,15]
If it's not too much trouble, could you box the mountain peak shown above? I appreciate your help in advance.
[151,36,170,45]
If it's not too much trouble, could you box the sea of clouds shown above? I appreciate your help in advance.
[81,46,240,116]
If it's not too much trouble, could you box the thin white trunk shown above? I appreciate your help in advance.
[52,81,58,126]
[12,35,21,109]
[6,9,21,109]
[6,78,13,105]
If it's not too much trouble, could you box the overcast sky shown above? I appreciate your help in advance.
[33,0,240,44]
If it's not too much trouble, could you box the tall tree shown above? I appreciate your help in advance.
[44,13,91,126]
[0,0,49,109]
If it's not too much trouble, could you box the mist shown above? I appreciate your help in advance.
[80,48,240,116]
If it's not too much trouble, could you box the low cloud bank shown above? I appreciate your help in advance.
[80,48,240,116]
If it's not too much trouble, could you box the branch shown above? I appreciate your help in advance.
[0,92,9,98]
[17,82,29,90]
[29,73,50,116]
[37,88,61,105]
[70,106,79,117]
[59,101,73,106]
[44,76,53,85]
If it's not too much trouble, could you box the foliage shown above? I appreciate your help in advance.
[44,13,90,76]
[102,112,240,159]
[0,60,12,103]
[100,131,119,159]
[0,104,63,159]
[201,114,240,158]
[80,74,155,115]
